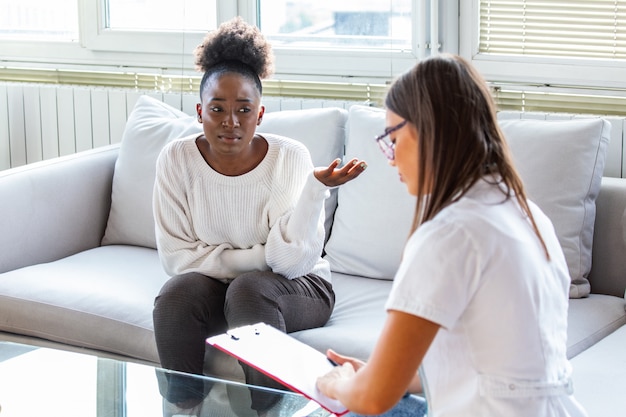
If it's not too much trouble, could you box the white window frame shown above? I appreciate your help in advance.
[459,0,626,90]
[0,0,458,83]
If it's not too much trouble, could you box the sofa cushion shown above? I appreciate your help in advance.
[325,108,610,295]
[291,279,626,363]
[257,107,348,242]
[289,272,626,363]
[102,95,347,249]
[499,118,610,298]
[0,245,168,362]
[324,105,416,279]
[566,294,626,358]
[290,272,392,360]
[102,96,201,248]
[569,324,626,417]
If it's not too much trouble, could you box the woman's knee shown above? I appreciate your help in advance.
[225,271,281,301]
[224,272,284,327]
[154,272,226,315]
[156,273,198,304]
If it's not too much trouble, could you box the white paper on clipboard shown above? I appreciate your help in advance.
[206,322,349,416]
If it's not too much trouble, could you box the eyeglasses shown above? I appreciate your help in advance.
[375,120,407,161]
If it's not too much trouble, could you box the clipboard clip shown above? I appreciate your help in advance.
[227,326,261,341]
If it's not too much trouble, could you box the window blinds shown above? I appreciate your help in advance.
[0,67,388,104]
[479,1,626,115]
[479,0,626,60]
[492,85,626,115]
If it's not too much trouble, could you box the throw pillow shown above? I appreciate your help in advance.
[324,107,611,296]
[258,107,348,242]
[499,117,610,298]
[323,105,416,279]
[102,95,201,248]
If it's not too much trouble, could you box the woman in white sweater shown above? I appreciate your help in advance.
[152,17,366,412]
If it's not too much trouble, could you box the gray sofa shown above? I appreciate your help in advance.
[1,96,625,415]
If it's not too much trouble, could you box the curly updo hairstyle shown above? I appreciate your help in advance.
[194,16,274,98]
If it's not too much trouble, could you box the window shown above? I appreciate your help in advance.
[478,0,626,60]
[256,0,458,81]
[107,0,217,32]
[259,0,412,50]
[0,0,457,84]
[0,0,78,41]
[460,0,626,90]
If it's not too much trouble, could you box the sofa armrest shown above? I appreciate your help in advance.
[588,176,626,297]
[0,145,119,274]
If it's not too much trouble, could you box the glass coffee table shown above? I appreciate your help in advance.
[0,341,332,417]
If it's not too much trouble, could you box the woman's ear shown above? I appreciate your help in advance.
[257,105,265,126]
[196,103,202,123]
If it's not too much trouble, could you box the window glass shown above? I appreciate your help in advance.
[0,0,79,41]
[107,0,217,31]
[0,0,453,83]
[258,0,412,50]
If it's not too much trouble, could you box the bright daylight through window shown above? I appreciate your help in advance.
[0,0,422,81]
[259,0,412,50]
[107,0,217,31]
[0,0,78,41]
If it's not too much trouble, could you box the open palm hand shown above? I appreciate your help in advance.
[314,158,367,187]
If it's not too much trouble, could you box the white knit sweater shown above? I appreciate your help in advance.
[153,133,331,282]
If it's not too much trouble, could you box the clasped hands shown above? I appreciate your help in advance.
[314,158,367,187]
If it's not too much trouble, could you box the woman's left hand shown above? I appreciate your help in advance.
[314,158,367,187]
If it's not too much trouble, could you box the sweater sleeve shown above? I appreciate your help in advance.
[153,143,268,279]
[265,169,330,279]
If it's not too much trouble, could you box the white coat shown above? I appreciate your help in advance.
[386,179,588,417]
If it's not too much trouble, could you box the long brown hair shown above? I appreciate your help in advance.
[385,54,549,258]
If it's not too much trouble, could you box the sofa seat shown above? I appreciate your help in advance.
[2,242,624,369]
[291,272,392,360]
[570,324,626,417]
[567,295,626,358]
[0,245,166,362]
[0,246,395,365]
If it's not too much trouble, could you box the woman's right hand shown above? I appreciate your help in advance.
[314,158,367,187]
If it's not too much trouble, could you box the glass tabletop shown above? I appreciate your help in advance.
[0,341,332,417]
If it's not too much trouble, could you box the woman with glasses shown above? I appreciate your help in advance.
[152,17,367,413]
[317,54,587,417]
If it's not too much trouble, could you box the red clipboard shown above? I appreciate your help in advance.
[206,322,349,416]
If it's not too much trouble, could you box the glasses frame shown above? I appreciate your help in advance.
[375,120,407,161]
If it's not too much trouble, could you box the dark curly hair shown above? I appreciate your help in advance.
[194,16,274,97]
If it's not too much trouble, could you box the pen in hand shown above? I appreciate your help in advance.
[327,357,339,367]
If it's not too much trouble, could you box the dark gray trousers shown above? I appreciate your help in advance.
[153,270,335,411]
